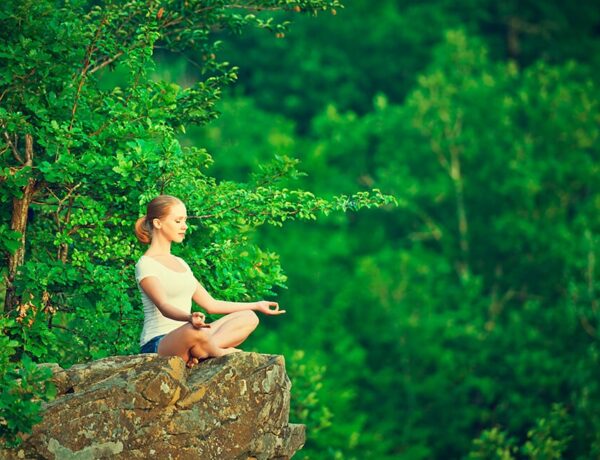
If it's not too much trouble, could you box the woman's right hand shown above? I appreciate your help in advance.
[254,301,286,315]
[190,312,210,329]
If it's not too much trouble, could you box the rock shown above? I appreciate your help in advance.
[1,352,305,459]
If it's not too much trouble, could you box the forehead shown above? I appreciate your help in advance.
[167,203,187,217]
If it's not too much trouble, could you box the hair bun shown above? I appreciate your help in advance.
[134,216,152,244]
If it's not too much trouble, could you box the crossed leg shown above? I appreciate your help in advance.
[157,310,259,367]
[208,310,260,348]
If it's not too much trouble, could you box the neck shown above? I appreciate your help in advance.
[147,235,172,255]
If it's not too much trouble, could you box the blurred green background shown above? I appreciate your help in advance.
[162,1,600,458]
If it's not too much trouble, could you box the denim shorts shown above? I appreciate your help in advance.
[140,334,166,354]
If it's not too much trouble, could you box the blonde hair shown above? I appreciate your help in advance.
[134,195,184,244]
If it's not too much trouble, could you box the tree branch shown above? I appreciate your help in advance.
[88,51,125,75]
[2,131,23,164]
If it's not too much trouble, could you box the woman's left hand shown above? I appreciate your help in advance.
[190,311,210,328]
[254,301,286,315]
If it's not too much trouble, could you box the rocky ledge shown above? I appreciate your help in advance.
[2,352,304,459]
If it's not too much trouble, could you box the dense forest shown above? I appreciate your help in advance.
[1,0,599,459]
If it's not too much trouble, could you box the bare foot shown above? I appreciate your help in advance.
[186,357,200,368]
[188,348,241,366]
[219,347,242,356]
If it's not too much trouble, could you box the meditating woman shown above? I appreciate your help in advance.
[134,194,285,367]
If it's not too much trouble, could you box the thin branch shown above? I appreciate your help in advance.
[88,51,125,75]
[48,323,77,333]
[222,4,283,11]
[586,231,597,314]
[67,224,97,236]
[190,168,291,220]
[579,316,597,339]
[430,141,450,173]
[70,18,109,131]
[2,131,23,163]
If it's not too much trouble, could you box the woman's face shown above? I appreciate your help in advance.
[155,203,188,243]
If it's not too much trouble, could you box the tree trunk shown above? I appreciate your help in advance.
[449,144,470,280]
[5,134,36,314]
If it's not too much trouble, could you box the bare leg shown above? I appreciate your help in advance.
[186,311,259,368]
[208,310,259,348]
[157,323,235,365]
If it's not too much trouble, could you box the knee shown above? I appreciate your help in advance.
[246,310,259,329]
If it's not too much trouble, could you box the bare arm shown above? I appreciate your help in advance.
[192,280,285,315]
[139,276,197,323]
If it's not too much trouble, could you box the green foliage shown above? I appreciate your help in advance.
[219,0,600,128]
[198,20,599,459]
[468,427,517,460]
[286,349,333,433]
[521,404,572,460]
[468,404,573,460]
[0,318,55,447]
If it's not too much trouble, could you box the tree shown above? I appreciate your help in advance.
[218,0,600,129]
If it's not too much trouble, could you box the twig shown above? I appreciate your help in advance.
[70,18,109,130]
[2,131,23,163]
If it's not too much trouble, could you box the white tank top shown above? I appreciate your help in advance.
[135,255,197,347]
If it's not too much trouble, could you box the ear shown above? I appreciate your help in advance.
[152,218,162,229]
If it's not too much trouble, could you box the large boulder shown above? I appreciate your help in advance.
[2,352,305,459]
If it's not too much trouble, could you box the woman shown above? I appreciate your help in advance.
[134,195,285,367]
